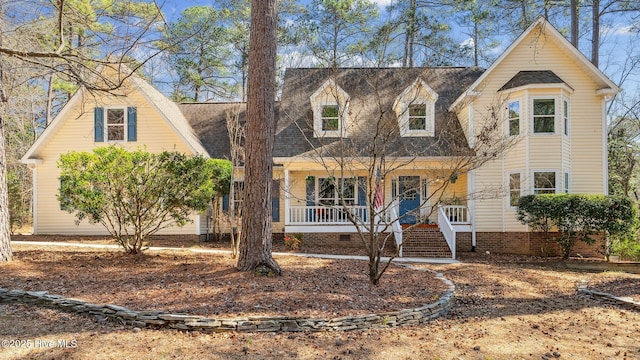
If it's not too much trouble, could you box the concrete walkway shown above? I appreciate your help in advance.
[11,241,459,264]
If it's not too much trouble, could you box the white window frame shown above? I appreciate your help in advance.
[507,100,521,137]
[564,171,570,193]
[408,103,429,131]
[562,97,570,137]
[508,172,522,208]
[105,106,128,142]
[316,177,357,206]
[320,105,340,132]
[532,170,558,194]
[394,79,438,137]
[531,97,557,135]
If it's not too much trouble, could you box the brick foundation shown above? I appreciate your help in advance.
[456,232,605,258]
[12,234,201,243]
[284,232,365,249]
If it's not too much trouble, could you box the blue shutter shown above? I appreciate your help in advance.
[357,177,367,206]
[272,180,280,221]
[305,176,315,206]
[222,195,229,212]
[127,107,137,141]
[271,197,280,222]
[94,107,104,142]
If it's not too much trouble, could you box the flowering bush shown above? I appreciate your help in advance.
[283,234,302,251]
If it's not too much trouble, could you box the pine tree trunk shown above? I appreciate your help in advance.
[591,0,600,67]
[0,104,12,262]
[237,0,281,275]
[0,14,12,261]
[570,0,579,48]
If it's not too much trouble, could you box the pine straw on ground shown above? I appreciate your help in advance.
[0,246,445,318]
[1,242,640,360]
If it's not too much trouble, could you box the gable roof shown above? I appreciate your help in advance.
[449,17,620,111]
[21,69,208,163]
[180,102,246,160]
[273,67,484,159]
[498,70,570,92]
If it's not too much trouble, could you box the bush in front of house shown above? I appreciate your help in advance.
[283,233,303,251]
[58,146,220,255]
[516,194,638,259]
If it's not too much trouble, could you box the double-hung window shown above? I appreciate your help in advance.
[321,105,340,131]
[107,108,125,141]
[563,99,569,136]
[509,173,521,207]
[533,99,555,134]
[533,171,556,194]
[508,100,520,136]
[94,107,137,142]
[408,104,427,131]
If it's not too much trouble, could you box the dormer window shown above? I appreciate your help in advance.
[394,79,438,137]
[408,104,427,131]
[310,79,349,138]
[321,105,340,131]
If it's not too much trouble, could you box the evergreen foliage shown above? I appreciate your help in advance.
[516,194,638,259]
[58,146,221,254]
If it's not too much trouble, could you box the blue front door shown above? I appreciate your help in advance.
[398,176,420,224]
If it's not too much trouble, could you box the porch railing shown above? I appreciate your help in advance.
[441,205,470,224]
[438,205,457,259]
[288,205,368,225]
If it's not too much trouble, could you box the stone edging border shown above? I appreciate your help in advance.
[577,280,640,311]
[0,265,455,333]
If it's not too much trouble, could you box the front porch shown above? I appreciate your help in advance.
[284,203,472,259]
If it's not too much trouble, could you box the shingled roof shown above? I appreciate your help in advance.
[274,67,484,159]
[180,102,246,159]
[498,70,570,92]
[181,67,484,160]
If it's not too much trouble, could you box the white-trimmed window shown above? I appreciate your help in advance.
[509,172,521,207]
[321,105,340,131]
[408,104,428,131]
[106,108,126,141]
[533,171,556,194]
[94,106,137,142]
[563,98,570,136]
[317,177,356,205]
[508,100,520,136]
[310,79,349,138]
[564,172,570,193]
[394,79,438,137]
[532,98,555,134]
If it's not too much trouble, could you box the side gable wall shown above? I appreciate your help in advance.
[30,81,197,235]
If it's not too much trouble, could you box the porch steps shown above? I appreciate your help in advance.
[401,227,452,258]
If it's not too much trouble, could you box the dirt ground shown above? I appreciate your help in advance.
[1,240,639,360]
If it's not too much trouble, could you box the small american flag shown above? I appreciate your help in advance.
[373,168,383,211]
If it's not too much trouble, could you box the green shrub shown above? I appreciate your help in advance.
[517,194,638,259]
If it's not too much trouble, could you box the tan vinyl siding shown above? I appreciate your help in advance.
[463,27,607,232]
[33,84,199,235]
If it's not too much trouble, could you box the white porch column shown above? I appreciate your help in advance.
[468,169,476,251]
[284,169,290,226]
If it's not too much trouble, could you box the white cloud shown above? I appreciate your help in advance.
[460,38,474,48]
[601,23,636,36]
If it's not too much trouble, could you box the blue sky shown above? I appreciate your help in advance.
[155,0,639,111]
